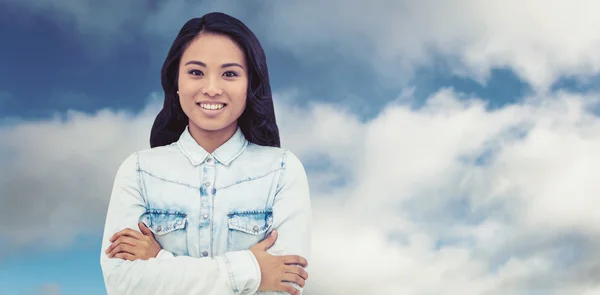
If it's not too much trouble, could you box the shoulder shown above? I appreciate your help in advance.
[242,144,306,172]
[116,143,183,173]
[136,143,181,160]
[241,145,308,191]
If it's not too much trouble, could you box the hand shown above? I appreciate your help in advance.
[105,222,162,261]
[250,230,309,295]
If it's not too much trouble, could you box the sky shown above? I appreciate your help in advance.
[1,0,600,294]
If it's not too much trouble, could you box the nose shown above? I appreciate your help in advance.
[201,76,223,97]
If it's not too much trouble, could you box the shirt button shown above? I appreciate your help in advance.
[203,213,209,219]
[156,226,162,232]
[204,182,210,187]
[253,225,259,232]
[202,251,209,257]
[206,157,212,164]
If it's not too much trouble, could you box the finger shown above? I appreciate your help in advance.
[138,222,154,238]
[257,230,278,251]
[285,265,309,280]
[109,228,133,242]
[110,228,145,242]
[282,255,308,268]
[105,236,138,254]
[277,282,299,295]
[281,273,306,288]
[108,244,136,258]
[108,243,136,258]
[114,252,136,261]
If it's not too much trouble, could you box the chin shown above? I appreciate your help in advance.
[190,120,235,133]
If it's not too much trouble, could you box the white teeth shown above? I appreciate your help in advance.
[199,103,225,110]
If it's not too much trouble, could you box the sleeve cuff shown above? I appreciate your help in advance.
[220,250,261,295]
[156,249,175,259]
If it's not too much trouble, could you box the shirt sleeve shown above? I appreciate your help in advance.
[99,152,261,295]
[257,150,313,294]
[155,249,175,259]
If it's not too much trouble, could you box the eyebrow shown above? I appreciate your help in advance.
[184,60,245,69]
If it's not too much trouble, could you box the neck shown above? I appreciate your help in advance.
[188,122,238,154]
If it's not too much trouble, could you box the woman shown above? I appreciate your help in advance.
[100,12,311,295]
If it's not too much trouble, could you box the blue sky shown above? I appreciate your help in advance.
[2,1,600,295]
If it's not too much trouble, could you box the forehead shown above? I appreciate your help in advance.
[181,33,246,65]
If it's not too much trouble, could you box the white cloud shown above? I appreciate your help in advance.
[276,89,600,294]
[255,0,600,90]
[2,89,600,294]
[0,93,161,249]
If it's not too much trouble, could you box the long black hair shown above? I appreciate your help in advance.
[149,12,280,148]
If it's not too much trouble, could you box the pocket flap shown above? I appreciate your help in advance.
[227,210,273,235]
[141,209,187,236]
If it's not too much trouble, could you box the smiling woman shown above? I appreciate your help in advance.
[176,32,249,153]
[99,12,311,295]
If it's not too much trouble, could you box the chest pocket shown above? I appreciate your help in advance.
[227,210,273,251]
[140,209,189,256]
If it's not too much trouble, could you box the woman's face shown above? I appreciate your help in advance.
[177,32,248,137]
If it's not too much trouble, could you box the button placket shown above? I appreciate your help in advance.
[198,154,216,259]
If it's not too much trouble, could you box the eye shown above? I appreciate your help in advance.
[223,71,238,78]
[188,69,203,76]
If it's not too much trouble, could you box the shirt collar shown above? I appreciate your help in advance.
[177,126,248,166]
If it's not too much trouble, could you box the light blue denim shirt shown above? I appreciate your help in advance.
[100,126,311,295]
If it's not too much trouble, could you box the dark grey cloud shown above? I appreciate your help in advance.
[7,0,600,88]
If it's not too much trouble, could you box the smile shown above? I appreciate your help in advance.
[197,103,226,110]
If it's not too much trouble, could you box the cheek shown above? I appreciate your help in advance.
[232,82,248,104]
[178,79,203,100]
[177,76,192,95]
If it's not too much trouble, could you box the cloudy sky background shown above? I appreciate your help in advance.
[2,0,600,294]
